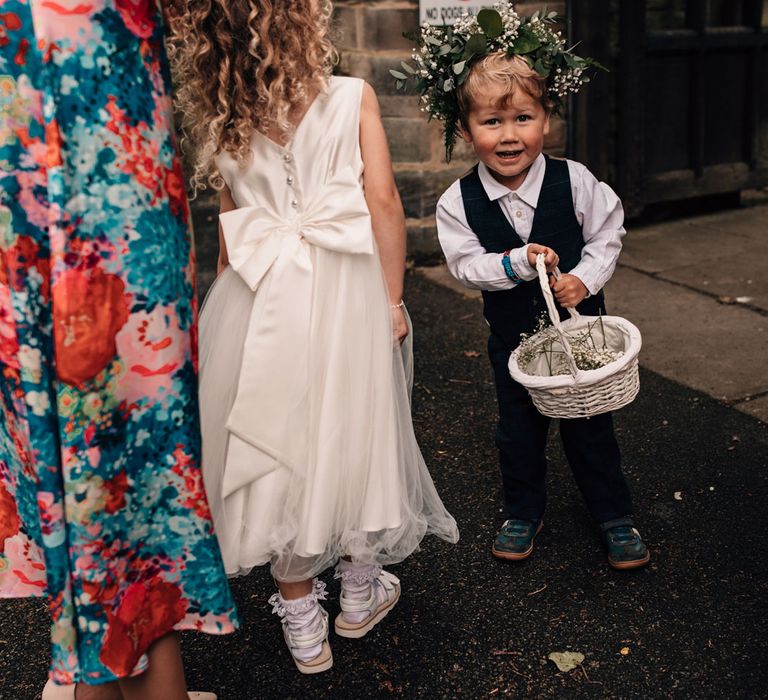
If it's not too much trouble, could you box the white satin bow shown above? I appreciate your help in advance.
[219,166,374,493]
[222,165,374,291]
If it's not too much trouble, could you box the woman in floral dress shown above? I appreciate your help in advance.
[0,1,238,697]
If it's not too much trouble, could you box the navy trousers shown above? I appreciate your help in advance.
[488,332,633,524]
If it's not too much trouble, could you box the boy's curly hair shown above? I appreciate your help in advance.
[457,53,553,131]
[168,0,337,192]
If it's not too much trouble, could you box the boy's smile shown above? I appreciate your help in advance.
[461,85,550,191]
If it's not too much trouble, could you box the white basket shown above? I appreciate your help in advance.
[508,255,642,419]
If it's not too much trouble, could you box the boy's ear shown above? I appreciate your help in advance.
[458,120,473,144]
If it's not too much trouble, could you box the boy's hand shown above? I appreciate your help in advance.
[550,274,589,308]
[526,244,559,272]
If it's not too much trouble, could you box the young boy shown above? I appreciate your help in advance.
[436,52,649,569]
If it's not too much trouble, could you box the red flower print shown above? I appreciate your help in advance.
[115,0,155,39]
[171,444,211,521]
[45,119,64,168]
[164,160,188,218]
[53,269,130,387]
[0,12,22,49]
[0,480,21,553]
[103,471,130,515]
[0,284,20,370]
[100,579,188,676]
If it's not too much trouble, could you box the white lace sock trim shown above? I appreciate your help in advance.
[334,561,387,624]
[268,579,328,662]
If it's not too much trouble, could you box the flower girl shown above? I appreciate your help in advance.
[170,0,458,674]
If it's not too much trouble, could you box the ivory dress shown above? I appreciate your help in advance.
[199,77,458,582]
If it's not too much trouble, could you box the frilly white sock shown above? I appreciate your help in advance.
[268,579,328,662]
[334,560,387,624]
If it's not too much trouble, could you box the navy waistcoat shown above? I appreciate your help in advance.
[460,156,605,350]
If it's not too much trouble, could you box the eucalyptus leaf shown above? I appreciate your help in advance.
[425,35,442,46]
[534,59,550,78]
[463,33,487,58]
[513,27,542,54]
[453,60,466,75]
[438,43,452,56]
[390,69,408,80]
[401,61,416,74]
[477,9,503,38]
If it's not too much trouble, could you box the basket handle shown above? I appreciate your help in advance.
[535,254,580,376]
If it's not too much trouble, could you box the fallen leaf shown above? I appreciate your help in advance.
[673,491,683,501]
[463,350,481,358]
[547,651,585,672]
[620,646,630,655]
[735,296,753,304]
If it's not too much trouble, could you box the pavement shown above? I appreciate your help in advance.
[1,201,767,698]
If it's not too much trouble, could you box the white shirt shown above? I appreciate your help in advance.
[435,154,626,295]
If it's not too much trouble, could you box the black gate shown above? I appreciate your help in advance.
[570,0,768,216]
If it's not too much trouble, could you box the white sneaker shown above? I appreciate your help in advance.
[334,562,401,639]
[269,579,333,674]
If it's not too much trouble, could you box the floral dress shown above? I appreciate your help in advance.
[0,0,238,685]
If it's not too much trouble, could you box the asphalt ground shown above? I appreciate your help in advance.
[2,269,767,699]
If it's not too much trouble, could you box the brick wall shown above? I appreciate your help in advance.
[334,0,567,259]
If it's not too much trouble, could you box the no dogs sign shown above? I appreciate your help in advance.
[419,0,495,25]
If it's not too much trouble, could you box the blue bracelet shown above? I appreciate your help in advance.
[501,251,521,283]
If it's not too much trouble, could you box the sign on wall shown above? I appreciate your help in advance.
[419,1,495,26]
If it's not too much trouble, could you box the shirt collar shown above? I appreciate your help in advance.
[477,153,547,209]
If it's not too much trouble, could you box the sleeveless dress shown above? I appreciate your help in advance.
[0,0,237,685]
[199,77,458,582]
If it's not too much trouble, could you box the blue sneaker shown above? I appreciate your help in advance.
[601,518,650,570]
[492,518,543,561]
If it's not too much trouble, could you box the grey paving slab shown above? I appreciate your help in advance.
[606,267,768,402]
[733,394,768,424]
[661,254,768,313]
[621,220,753,276]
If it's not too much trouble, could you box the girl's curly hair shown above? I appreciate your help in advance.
[168,0,337,192]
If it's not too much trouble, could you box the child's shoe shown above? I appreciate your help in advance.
[491,518,543,560]
[601,518,650,570]
[333,560,400,638]
[268,579,333,674]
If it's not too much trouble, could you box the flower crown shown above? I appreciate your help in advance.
[391,2,605,161]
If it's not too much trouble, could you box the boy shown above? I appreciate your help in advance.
[436,52,649,569]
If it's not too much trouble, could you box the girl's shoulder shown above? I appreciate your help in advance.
[326,75,366,101]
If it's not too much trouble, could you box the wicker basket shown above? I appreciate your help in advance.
[508,255,641,419]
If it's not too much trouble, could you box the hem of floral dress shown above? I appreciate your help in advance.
[46,618,239,686]
[0,589,47,599]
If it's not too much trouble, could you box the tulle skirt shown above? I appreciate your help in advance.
[198,247,458,582]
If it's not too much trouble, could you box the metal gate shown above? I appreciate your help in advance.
[570,0,768,216]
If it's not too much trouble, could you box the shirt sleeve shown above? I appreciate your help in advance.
[435,184,534,291]
[567,161,626,295]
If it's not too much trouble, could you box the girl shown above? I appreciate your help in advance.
[171,0,459,674]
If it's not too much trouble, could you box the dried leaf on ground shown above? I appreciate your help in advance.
[547,651,584,672]
[673,491,683,501]
[620,646,630,655]
[463,350,481,357]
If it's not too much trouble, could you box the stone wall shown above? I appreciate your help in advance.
[333,0,567,259]
[192,2,571,295]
